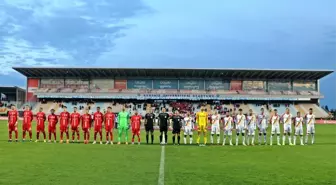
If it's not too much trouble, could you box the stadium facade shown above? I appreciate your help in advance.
[13,67,333,118]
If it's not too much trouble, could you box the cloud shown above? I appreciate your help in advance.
[0,0,151,74]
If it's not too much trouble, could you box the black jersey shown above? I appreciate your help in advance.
[145,113,155,126]
[158,113,170,127]
[171,115,183,129]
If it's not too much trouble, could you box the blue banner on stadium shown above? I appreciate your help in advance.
[153,80,178,89]
[179,80,204,90]
[127,79,152,89]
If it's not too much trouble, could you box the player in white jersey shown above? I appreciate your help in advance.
[257,108,268,145]
[222,111,233,146]
[235,109,246,146]
[281,108,293,146]
[183,112,194,144]
[246,109,257,146]
[305,108,315,145]
[270,109,281,146]
[294,111,304,145]
[211,110,221,145]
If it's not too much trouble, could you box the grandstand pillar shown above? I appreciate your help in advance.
[266,81,269,92]
[290,81,294,91]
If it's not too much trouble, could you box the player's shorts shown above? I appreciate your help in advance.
[145,125,154,132]
[94,126,102,132]
[307,125,315,134]
[8,124,17,132]
[105,126,113,132]
[184,126,193,135]
[82,128,90,132]
[224,129,232,136]
[247,126,255,136]
[283,124,292,133]
[132,128,140,135]
[271,125,280,135]
[48,126,56,133]
[71,125,80,132]
[160,126,168,133]
[211,124,220,135]
[236,125,245,134]
[295,126,303,136]
[258,127,267,134]
[36,124,45,132]
[197,124,207,132]
[22,123,32,132]
[172,127,181,134]
[60,125,69,132]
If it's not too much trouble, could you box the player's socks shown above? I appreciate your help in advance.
[53,133,56,141]
[197,135,200,144]
[110,133,113,144]
[223,136,226,146]
[138,135,140,143]
[159,134,162,143]
[258,134,261,144]
[242,136,246,145]
[229,136,233,145]
[60,132,64,141]
[125,132,129,143]
[184,136,187,144]
[300,136,304,145]
[15,131,18,140]
[23,131,26,140]
[132,135,135,143]
[311,134,314,144]
[293,135,297,145]
[164,134,168,144]
[190,137,193,144]
[210,135,214,144]
[264,134,267,144]
[305,135,308,144]
[204,136,207,145]
[177,135,180,144]
[172,135,175,144]
[93,141,96,144]
[146,134,149,144]
[270,135,273,145]
[282,136,286,145]
[151,134,154,144]
[236,136,239,146]
[37,132,40,140]
[277,135,280,145]
[251,136,255,145]
[289,137,292,145]
[217,135,220,144]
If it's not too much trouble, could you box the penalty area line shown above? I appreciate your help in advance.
[158,146,165,185]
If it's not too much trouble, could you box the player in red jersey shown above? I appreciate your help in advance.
[22,105,34,142]
[104,106,115,145]
[131,110,142,145]
[93,107,104,144]
[59,106,70,144]
[7,105,18,142]
[70,107,81,143]
[81,107,92,144]
[35,107,46,142]
[48,109,58,143]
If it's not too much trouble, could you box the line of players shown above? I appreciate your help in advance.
[6,105,316,146]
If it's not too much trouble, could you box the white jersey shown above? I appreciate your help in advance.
[271,115,280,126]
[211,114,221,126]
[236,114,246,128]
[282,113,292,125]
[223,116,233,130]
[306,114,315,126]
[295,117,304,128]
[257,113,268,128]
[247,114,257,129]
[184,117,193,128]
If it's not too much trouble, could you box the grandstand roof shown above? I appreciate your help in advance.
[13,67,333,80]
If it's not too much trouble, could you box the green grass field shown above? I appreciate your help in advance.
[1,120,336,185]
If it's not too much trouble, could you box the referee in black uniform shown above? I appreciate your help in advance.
[144,109,155,144]
[158,108,170,145]
[171,110,183,145]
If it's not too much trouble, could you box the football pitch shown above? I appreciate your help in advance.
[1,121,335,185]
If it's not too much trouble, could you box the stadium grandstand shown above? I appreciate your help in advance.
[0,86,26,115]
[13,67,333,118]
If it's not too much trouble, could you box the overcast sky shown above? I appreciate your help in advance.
[0,0,335,107]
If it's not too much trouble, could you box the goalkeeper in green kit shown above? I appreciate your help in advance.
[117,107,130,145]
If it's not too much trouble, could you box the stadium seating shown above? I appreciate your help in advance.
[248,90,267,95]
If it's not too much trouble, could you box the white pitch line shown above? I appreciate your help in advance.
[158,146,165,185]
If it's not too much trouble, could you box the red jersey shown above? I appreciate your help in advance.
[36,112,46,126]
[8,110,18,125]
[70,112,81,128]
[23,110,34,124]
[81,114,92,129]
[60,111,70,127]
[48,114,58,128]
[93,111,104,127]
[131,115,142,130]
[104,112,115,127]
